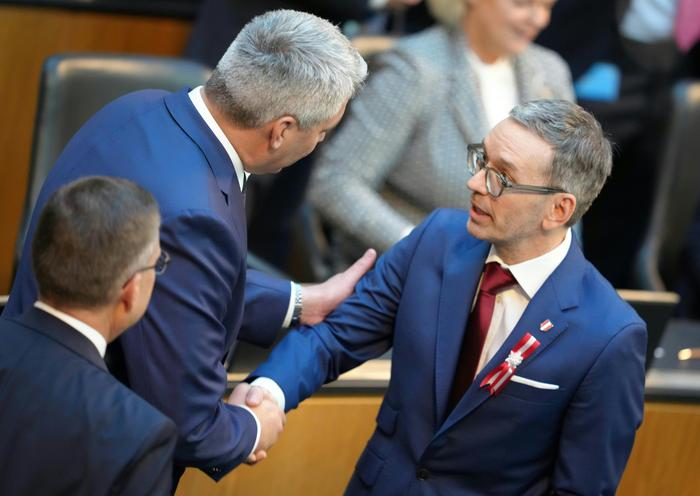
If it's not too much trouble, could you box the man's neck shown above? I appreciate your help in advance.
[201,88,261,170]
[493,229,568,266]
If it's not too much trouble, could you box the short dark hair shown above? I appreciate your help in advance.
[32,176,160,308]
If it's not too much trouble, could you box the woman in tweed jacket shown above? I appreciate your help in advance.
[309,0,574,252]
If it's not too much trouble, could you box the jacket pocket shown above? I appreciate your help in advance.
[356,446,386,488]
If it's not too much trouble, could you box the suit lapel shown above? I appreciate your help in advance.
[436,240,586,437]
[163,90,246,238]
[447,29,490,146]
[433,237,490,426]
[15,307,107,371]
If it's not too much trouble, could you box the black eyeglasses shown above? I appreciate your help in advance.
[467,143,567,198]
[136,250,170,276]
[122,250,170,288]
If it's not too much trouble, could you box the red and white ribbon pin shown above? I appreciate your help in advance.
[480,333,540,396]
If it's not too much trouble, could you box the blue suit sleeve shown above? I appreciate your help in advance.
[551,322,646,495]
[251,212,440,410]
[121,211,261,479]
[240,269,290,347]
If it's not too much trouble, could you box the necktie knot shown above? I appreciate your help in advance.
[480,262,516,295]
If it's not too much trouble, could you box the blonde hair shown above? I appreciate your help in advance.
[426,0,466,27]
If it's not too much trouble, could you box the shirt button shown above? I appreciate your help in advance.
[416,468,430,480]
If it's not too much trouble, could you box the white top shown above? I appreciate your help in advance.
[467,50,518,129]
[475,229,572,374]
[188,86,295,328]
[257,229,573,412]
[34,300,107,357]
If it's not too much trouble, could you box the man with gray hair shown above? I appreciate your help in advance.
[245,99,647,495]
[5,9,374,488]
[0,176,177,495]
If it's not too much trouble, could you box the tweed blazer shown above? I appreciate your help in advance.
[309,26,574,251]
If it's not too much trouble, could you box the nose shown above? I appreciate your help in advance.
[467,168,488,194]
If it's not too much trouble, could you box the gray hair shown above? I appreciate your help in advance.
[509,99,613,225]
[32,176,160,308]
[204,9,368,130]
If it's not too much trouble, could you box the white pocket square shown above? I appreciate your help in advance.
[511,375,559,390]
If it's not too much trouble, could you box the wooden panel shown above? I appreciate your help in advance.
[175,396,383,495]
[0,5,191,294]
[176,398,700,495]
[618,402,700,496]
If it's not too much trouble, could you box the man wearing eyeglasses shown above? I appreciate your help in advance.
[244,99,647,495]
[0,177,178,495]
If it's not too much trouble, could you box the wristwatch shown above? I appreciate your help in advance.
[290,282,303,327]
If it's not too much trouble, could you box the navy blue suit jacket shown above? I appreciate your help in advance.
[253,209,646,495]
[4,89,291,480]
[0,308,176,495]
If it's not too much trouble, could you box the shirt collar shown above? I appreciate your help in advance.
[485,228,572,299]
[188,86,249,192]
[34,301,107,357]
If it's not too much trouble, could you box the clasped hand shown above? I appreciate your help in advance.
[228,383,285,465]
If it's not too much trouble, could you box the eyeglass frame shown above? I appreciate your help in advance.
[122,250,170,288]
[467,143,567,198]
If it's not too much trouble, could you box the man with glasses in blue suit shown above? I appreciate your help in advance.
[0,177,177,495]
[244,99,647,495]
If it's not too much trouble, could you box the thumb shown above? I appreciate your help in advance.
[340,249,377,285]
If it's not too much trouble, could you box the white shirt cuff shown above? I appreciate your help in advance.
[281,281,295,328]
[369,0,389,9]
[231,404,261,458]
[251,377,286,411]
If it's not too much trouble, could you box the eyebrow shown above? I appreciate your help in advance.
[482,140,517,175]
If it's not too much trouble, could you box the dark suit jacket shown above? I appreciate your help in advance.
[0,308,176,495]
[4,89,291,481]
[253,209,647,495]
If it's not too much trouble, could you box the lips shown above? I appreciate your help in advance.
[470,201,491,220]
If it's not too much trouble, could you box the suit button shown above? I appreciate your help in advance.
[416,468,430,480]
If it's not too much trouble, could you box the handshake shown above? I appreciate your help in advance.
[228,383,286,465]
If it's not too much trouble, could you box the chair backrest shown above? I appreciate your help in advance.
[635,80,700,291]
[15,53,212,268]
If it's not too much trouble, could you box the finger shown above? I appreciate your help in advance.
[245,453,257,465]
[227,382,250,405]
[245,386,265,407]
[255,450,267,461]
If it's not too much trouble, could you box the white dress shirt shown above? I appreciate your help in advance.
[467,50,518,130]
[475,229,572,374]
[34,301,107,357]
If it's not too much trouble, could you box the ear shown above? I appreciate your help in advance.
[268,115,297,151]
[543,193,576,230]
[119,272,141,315]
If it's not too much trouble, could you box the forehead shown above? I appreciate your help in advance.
[483,118,554,177]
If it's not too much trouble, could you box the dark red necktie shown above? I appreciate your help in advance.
[448,262,517,412]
